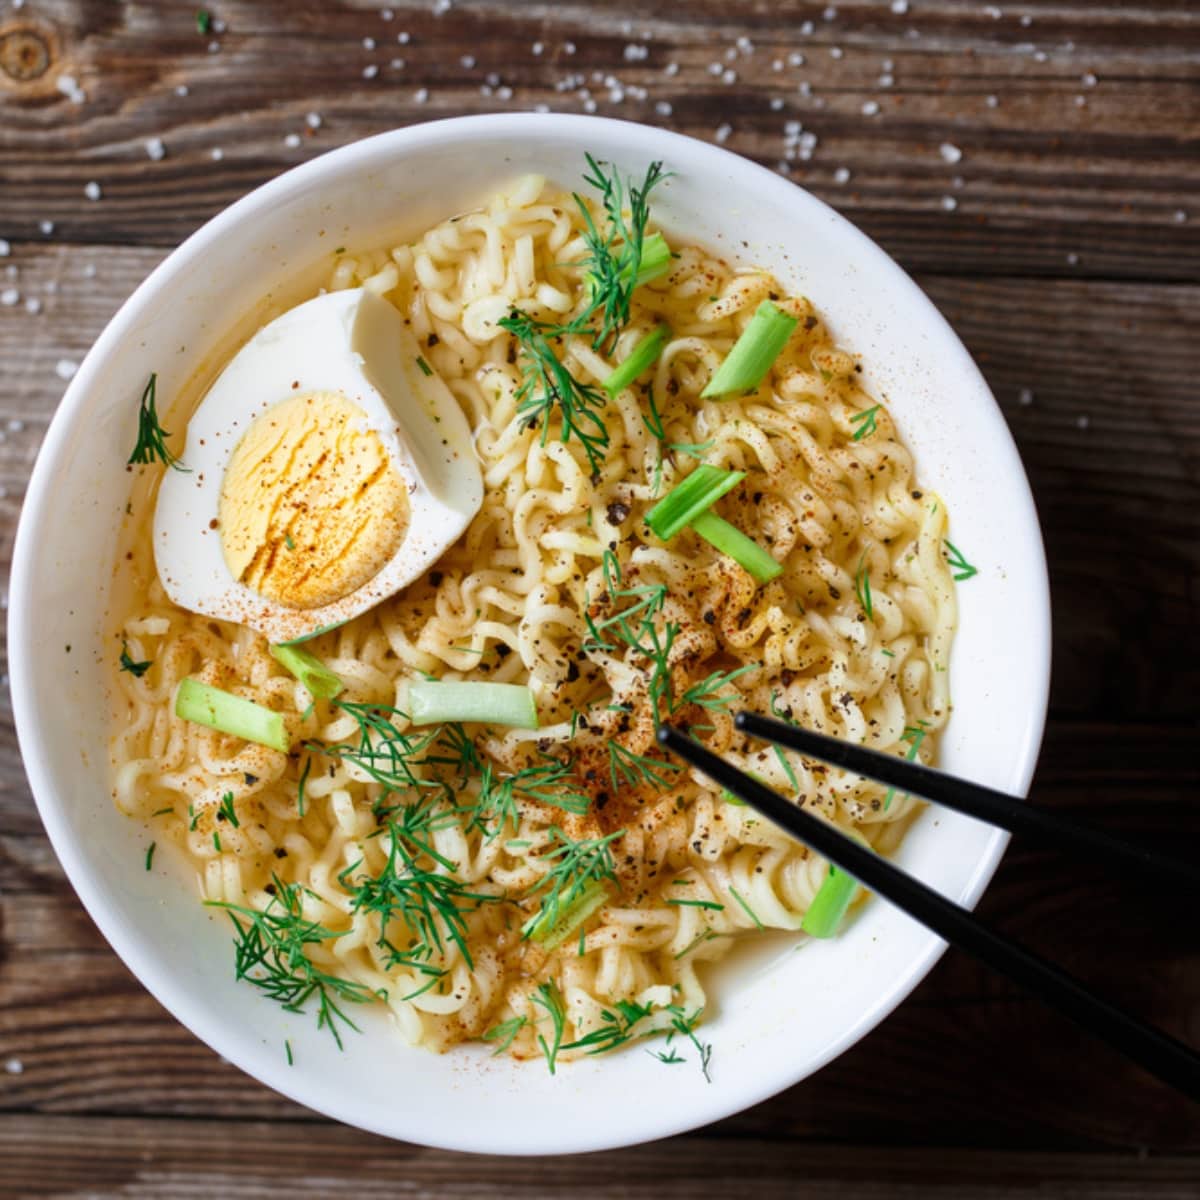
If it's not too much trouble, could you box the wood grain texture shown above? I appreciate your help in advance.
[1,1118,1199,1200]
[2,1,1199,1193]
[1,1,1198,279]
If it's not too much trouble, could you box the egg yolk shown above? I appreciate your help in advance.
[219,391,409,610]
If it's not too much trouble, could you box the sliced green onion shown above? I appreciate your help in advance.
[269,643,344,701]
[690,510,783,584]
[801,862,859,938]
[275,619,348,647]
[645,464,746,541]
[408,681,539,729]
[523,880,610,949]
[629,230,671,289]
[701,300,799,398]
[602,324,670,397]
[175,678,289,753]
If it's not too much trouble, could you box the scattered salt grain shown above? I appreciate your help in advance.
[415,88,429,103]
[890,0,908,12]
[82,263,96,278]
[939,142,962,164]
[770,97,785,111]
[460,54,476,69]
[432,0,452,14]
[1074,95,1087,107]
[382,7,394,18]
[1018,387,1034,406]
[497,85,513,100]
[879,73,894,87]
[83,181,101,201]
[800,20,815,35]
[861,100,880,116]
[0,239,8,257]
[986,94,999,108]
[0,288,19,307]
[940,195,958,211]
[984,4,1002,17]
[823,5,838,19]
[532,41,544,56]
[564,42,576,55]
[8,419,23,432]
[1020,14,1033,26]
[1066,252,1079,265]
[655,100,673,116]
[1173,209,1188,224]
[305,112,322,129]
[284,133,302,148]
[24,296,41,315]
[211,147,224,161]
[830,46,844,60]
[1082,72,1097,87]
[664,61,679,76]
[833,167,851,184]
[623,43,649,62]
[362,64,379,79]
[736,36,754,55]
[4,1059,22,1075]
[1076,415,1090,430]
[56,73,86,104]
[722,68,738,84]
[55,358,78,379]
[788,51,805,66]
[707,62,723,77]
[1033,50,1048,63]
[175,84,189,97]
[772,59,784,72]
[397,31,411,44]
[583,98,597,113]
[208,41,220,54]
[145,137,166,161]
[715,123,732,144]
[391,58,406,70]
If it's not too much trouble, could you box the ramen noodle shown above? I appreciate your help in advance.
[111,167,957,1069]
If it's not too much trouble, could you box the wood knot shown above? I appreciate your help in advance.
[0,26,51,82]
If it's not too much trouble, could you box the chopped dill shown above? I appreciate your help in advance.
[563,998,654,1055]
[217,791,240,828]
[206,875,375,1048]
[944,539,978,581]
[608,741,682,793]
[521,826,621,940]
[533,979,567,1074]
[855,547,874,620]
[127,373,188,471]
[483,1015,527,1055]
[119,642,152,677]
[849,404,881,441]
[145,842,156,871]
[884,720,931,811]
[415,355,434,377]
[665,1004,713,1082]
[285,1039,294,1066]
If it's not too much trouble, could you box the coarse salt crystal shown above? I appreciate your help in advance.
[460,54,476,68]
[861,100,880,116]
[415,87,429,103]
[284,133,301,148]
[564,42,576,55]
[940,195,958,211]
[664,61,679,76]
[532,42,544,56]
[655,100,673,116]
[382,7,394,19]
[175,84,189,97]
[211,147,224,161]
[4,1059,22,1075]
[623,43,649,62]
[890,0,908,12]
[1173,210,1188,224]
[1081,72,1097,87]
[306,112,322,129]
[879,73,894,87]
[363,36,376,50]
[788,52,805,66]
[833,167,851,184]
[823,5,837,19]
[497,85,512,100]
[432,0,451,14]
[82,263,96,278]
[362,64,379,79]
[397,31,411,44]
[24,296,41,315]
[0,239,8,257]
[0,288,19,306]
[939,142,962,164]
[145,137,165,161]
[83,181,101,201]
[830,46,844,60]
[773,59,784,72]
[986,95,999,108]
[583,98,597,113]
[55,358,78,379]
[1018,387,1034,406]
[722,69,738,84]
[770,97,784,110]
[715,123,732,143]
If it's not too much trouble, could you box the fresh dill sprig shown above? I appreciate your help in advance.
[341,800,498,978]
[522,826,622,940]
[127,373,188,471]
[217,791,240,828]
[884,719,931,811]
[483,1015,528,1055]
[944,539,978,581]
[665,1004,713,1082]
[499,308,611,477]
[572,155,668,350]
[206,876,376,1048]
[678,664,758,712]
[854,547,874,619]
[472,756,590,838]
[849,404,880,442]
[119,642,152,677]
[533,979,567,1074]
[668,439,715,461]
[145,842,156,871]
[314,701,442,797]
[608,741,682,793]
[563,998,655,1055]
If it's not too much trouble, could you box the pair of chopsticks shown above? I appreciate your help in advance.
[657,714,1200,1102]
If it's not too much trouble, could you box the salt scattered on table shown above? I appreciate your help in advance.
[55,359,78,380]
[939,142,963,164]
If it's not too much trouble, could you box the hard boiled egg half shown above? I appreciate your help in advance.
[154,288,483,644]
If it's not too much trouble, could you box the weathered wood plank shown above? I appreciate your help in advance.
[0,1116,1199,1198]
[1,1,1197,278]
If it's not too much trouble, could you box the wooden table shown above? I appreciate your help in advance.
[1,2,1197,1195]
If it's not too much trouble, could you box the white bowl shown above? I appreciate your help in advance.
[9,114,1050,1155]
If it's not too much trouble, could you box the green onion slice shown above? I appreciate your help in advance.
[690,510,783,583]
[269,643,344,702]
[602,324,670,397]
[645,464,746,541]
[629,230,671,290]
[700,300,799,398]
[175,678,289,753]
[408,681,539,729]
[523,880,610,949]
[800,861,860,939]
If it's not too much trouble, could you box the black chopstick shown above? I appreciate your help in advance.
[656,723,1200,1103]
[736,712,1200,892]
